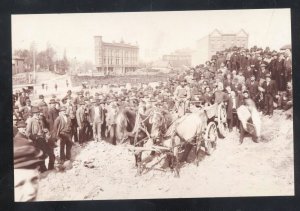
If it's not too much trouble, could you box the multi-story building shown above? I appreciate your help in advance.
[193,29,248,65]
[94,36,139,75]
[162,49,192,68]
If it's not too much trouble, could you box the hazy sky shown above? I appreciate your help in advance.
[12,9,291,63]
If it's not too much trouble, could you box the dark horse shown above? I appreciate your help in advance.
[115,108,153,175]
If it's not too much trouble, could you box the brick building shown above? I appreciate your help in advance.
[208,29,248,57]
[193,29,248,64]
[94,36,139,75]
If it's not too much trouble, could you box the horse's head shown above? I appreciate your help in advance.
[115,109,136,143]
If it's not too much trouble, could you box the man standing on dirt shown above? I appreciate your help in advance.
[47,99,59,132]
[53,106,73,163]
[76,101,88,145]
[90,99,104,142]
[259,73,277,117]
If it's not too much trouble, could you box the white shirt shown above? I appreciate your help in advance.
[94,106,100,119]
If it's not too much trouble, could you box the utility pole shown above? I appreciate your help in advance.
[32,42,36,85]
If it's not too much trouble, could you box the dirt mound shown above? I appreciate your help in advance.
[37,110,294,200]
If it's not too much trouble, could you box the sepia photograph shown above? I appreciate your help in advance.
[11,9,293,201]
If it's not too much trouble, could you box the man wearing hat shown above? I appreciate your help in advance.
[66,98,78,143]
[19,99,32,121]
[76,101,88,145]
[53,106,73,163]
[275,53,287,93]
[14,136,44,201]
[258,63,269,80]
[174,79,191,113]
[259,73,277,117]
[38,95,49,120]
[62,90,73,102]
[47,98,59,132]
[26,106,43,141]
[105,102,119,145]
[25,106,50,172]
[15,120,28,140]
[90,99,104,142]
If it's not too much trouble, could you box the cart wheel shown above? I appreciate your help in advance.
[205,122,218,155]
[217,103,228,138]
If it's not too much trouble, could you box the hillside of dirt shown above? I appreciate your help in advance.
[37,109,294,201]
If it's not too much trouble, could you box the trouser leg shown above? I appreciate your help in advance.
[109,124,116,145]
[232,112,238,129]
[71,119,78,142]
[65,138,72,160]
[60,138,66,161]
[97,122,102,141]
[47,147,55,170]
[268,95,274,115]
[239,123,245,144]
[264,95,269,114]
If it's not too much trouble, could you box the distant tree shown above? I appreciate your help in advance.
[45,45,56,72]
[36,51,49,70]
[14,49,32,71]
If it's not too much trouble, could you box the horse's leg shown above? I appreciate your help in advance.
[173,136,181,178]
[194,135,202,167]
[136,142,143,175]
[180,142,193,163]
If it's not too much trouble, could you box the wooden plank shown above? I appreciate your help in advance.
[125,145,171,152]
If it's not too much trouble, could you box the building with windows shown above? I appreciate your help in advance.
[94,36,139,75]
[193,29,248,65]
[162,49,192,68]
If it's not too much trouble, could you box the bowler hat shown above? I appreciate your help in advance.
[49,99,56,104]
[60,106,67,111]
[265,73,271,78]
[260,63,267,67]
[31,106,40,113]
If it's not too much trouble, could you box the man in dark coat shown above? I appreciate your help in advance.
[66,98,78,143]
[246,75,260,107]
[53,106,73,163]
[275,53,287,92]
[19,99,32,121]
[257,63,270,81]
[14,120,29,140]
[47,99,59,132]
[76,101,88,144]
[243,66,253,81]
[19,91,29,107]
[268,53,278,81]
[37,95,49,117]
[260,74,277,117]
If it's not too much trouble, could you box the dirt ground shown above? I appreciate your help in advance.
[37,109,294,201]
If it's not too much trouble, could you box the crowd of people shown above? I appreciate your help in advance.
[12,45,293,201]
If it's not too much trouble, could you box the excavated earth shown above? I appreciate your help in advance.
[37,109,294,200]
